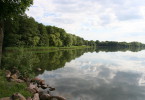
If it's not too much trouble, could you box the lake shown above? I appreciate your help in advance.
[2,47,145,100]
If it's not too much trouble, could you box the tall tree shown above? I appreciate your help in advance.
[18,15,39,46]
[0,0,33,66]
[38,23,49,46]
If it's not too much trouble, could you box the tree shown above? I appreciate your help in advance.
[0,0,33,66]
[3,16,21,47]
[38,23,49,46]
[18,15,39,46]
[49,34,57,46]
[64,34,73,46]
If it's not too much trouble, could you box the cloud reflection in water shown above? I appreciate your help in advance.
[38,51,145,100]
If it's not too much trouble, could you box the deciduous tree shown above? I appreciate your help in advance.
[0,0,33,66]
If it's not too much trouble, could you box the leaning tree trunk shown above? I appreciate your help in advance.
[0,20,4,67]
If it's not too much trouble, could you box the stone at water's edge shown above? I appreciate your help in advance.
[0,97,11,100]
[1,69,66,100]
[33,93,39,100]
[0,93,26,100]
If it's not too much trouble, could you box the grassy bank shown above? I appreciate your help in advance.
[0,70,32,98]
[4,46,92,53]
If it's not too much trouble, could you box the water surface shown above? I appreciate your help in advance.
[38,49,145,100]
[2,48,145,100]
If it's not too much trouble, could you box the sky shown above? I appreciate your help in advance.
[26,0,145,43]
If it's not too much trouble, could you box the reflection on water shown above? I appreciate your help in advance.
[2,47,145,100]
[2,48,95,76]
[38,50,145,100]
[95,46,145,52]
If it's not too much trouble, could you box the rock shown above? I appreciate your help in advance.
[39,80,45,86]
[26,97,32,100]
[33,93,39,100]
[37,84,41,88]
[27,83,39,94]
[29,83,37,89]
[41,85,48,89]
[26,88,37,94]
[5,70,11,78]
[36,68,42,71]
[10,74,18,80]
[0,97,11,100]
[15,79,24,83]
[15,70,20,75]
[12,69,20,78]
[2,70,66,100]
[33,88,39,93]
[12,93,26,100]
[39,93,50,100]
[31,78,43,83]
[23,78,31,82]
[49,87,55,91]
[47,90,50,94]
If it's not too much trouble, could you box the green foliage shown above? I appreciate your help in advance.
[49,34,57,46]
[64,34,73,46]
[0,0,34,50]
[32,36,40,46]
[96,41,145,48]
[0,0,33,19]
[1,0,145,50]
[4,33,21,47]
[3,14,145,48]
[3,15,95,48]
[19,15,39,46]
[38,23,49,46]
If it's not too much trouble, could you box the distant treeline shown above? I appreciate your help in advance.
[4,14,95,47]
[95,40,145,48]
[3,14,145,48]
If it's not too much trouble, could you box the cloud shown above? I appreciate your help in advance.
[26,0,145,43]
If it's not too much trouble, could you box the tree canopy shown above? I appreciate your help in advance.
[0,0,33,19]
[4,15,96,47]
[0,0,34,66]
[1,1,145,48]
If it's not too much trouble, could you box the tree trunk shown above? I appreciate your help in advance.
[0,20,4,67]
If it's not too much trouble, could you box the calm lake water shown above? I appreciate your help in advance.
[37,48,145,100]
[2,47,145,100]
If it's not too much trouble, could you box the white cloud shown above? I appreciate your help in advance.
[26,0,145,43]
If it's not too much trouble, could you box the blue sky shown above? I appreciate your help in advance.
[26,0,145,43]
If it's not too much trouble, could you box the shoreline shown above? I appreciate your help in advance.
[0,69,66,100]
[4,46,93,53]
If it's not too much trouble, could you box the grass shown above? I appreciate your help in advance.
[0,70,32,98]
[4,46,92,53]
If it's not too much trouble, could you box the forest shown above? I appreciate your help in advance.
[3,14,145,48]
[3,15,95,47]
